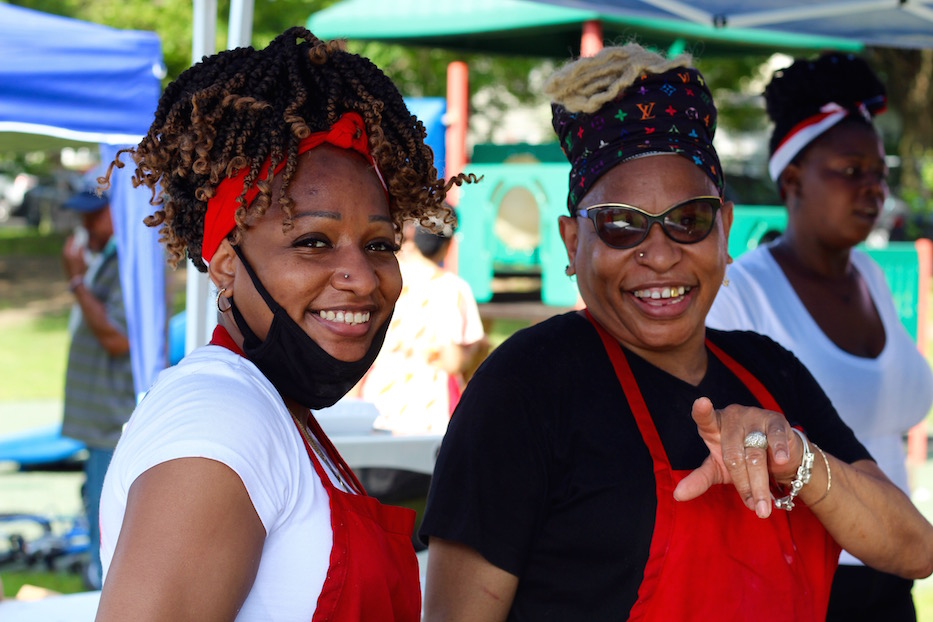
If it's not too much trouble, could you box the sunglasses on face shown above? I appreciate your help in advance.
[576,196,722,250]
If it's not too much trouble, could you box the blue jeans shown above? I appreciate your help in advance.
[83,447,114,590]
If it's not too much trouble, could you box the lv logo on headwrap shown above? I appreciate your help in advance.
[636,102,656,120]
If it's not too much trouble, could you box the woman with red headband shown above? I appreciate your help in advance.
[95,28,469,620]
[420,44,933,621]
[708,53,933,621]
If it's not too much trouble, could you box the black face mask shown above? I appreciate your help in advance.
[230,245,391,410]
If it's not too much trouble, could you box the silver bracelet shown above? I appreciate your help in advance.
[808,444,832,507]
[773,428,814,511]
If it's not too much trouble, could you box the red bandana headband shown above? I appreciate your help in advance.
[201,111,386,263]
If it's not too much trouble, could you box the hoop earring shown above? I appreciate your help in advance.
[216,287,231,314]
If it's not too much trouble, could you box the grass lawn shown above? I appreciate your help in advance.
[2,570,84,600]
[0,310,68,401]
[0,228,67,256]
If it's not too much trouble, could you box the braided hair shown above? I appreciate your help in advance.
[106,27,472,271]
[764,52,886,157]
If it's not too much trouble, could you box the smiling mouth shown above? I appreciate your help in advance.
[632,286,690,301]
[318,310,372,325]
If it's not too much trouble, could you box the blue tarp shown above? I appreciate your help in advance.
[0,3,164,143]
[405,97,447,177]
[0,425,85,466]
[0,5,167,464]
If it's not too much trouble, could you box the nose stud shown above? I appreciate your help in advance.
[343,273,350,280]
[638,251,645,259]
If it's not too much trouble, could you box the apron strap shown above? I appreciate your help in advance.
[584,310,674,618]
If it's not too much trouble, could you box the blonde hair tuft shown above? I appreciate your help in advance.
[544,43,692,114]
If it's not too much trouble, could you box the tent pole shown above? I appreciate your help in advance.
[185,0,219,356]
[185,0,255,356]
[228,0,254,49]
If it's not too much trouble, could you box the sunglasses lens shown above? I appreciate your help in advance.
[586,198,719,249]
[595,209,648,249]
[664,199,717,242]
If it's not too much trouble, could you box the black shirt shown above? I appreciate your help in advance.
[420,312,870,621]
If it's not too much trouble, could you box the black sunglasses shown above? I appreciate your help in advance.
[576,196,722,250]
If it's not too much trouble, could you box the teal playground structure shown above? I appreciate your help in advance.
[458,161,577,307]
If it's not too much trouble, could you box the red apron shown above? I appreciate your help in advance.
[211,326,421,621]
[586,313,840,621]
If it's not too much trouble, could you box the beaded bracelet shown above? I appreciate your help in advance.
[773,428,814,511]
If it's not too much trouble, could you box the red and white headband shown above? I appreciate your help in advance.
[768,102,861,183]
[201,111,386,263]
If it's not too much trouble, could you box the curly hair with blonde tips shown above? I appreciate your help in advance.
[543,43,692,114]
[104,27,473,271]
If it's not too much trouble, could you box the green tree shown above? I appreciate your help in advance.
[870,47,933,218]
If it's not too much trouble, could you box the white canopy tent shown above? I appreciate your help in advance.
[531,0,933,49]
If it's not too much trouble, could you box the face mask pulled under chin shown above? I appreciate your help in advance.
[229,245,391,410]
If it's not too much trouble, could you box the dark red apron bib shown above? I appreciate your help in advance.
[211,326,420,621]
[586,313,839,621]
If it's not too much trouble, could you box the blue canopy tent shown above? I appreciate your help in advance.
[0,4,166,462]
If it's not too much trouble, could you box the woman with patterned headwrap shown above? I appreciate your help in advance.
[419,44,933,621]
[707,53,933,622]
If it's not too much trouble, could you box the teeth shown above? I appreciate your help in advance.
[634,286,689,300]
[319,310,371,325]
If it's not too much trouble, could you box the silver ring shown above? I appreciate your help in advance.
[743,431,768,450]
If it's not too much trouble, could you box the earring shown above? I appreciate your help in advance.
[216,287,230,314]
[722,276,730,288]
[564,264,575,277]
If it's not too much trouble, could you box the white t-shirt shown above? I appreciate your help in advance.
[707,246,933,566]
[99,345,345,620]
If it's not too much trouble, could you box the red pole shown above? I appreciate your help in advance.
[580,20,603,57]
[444,60,469,274]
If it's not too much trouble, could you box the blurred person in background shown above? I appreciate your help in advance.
[60,184,134,590]
[360,214,488,436]
[707,52,933,621]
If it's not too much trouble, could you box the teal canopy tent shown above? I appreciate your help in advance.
[307,0,864,57]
